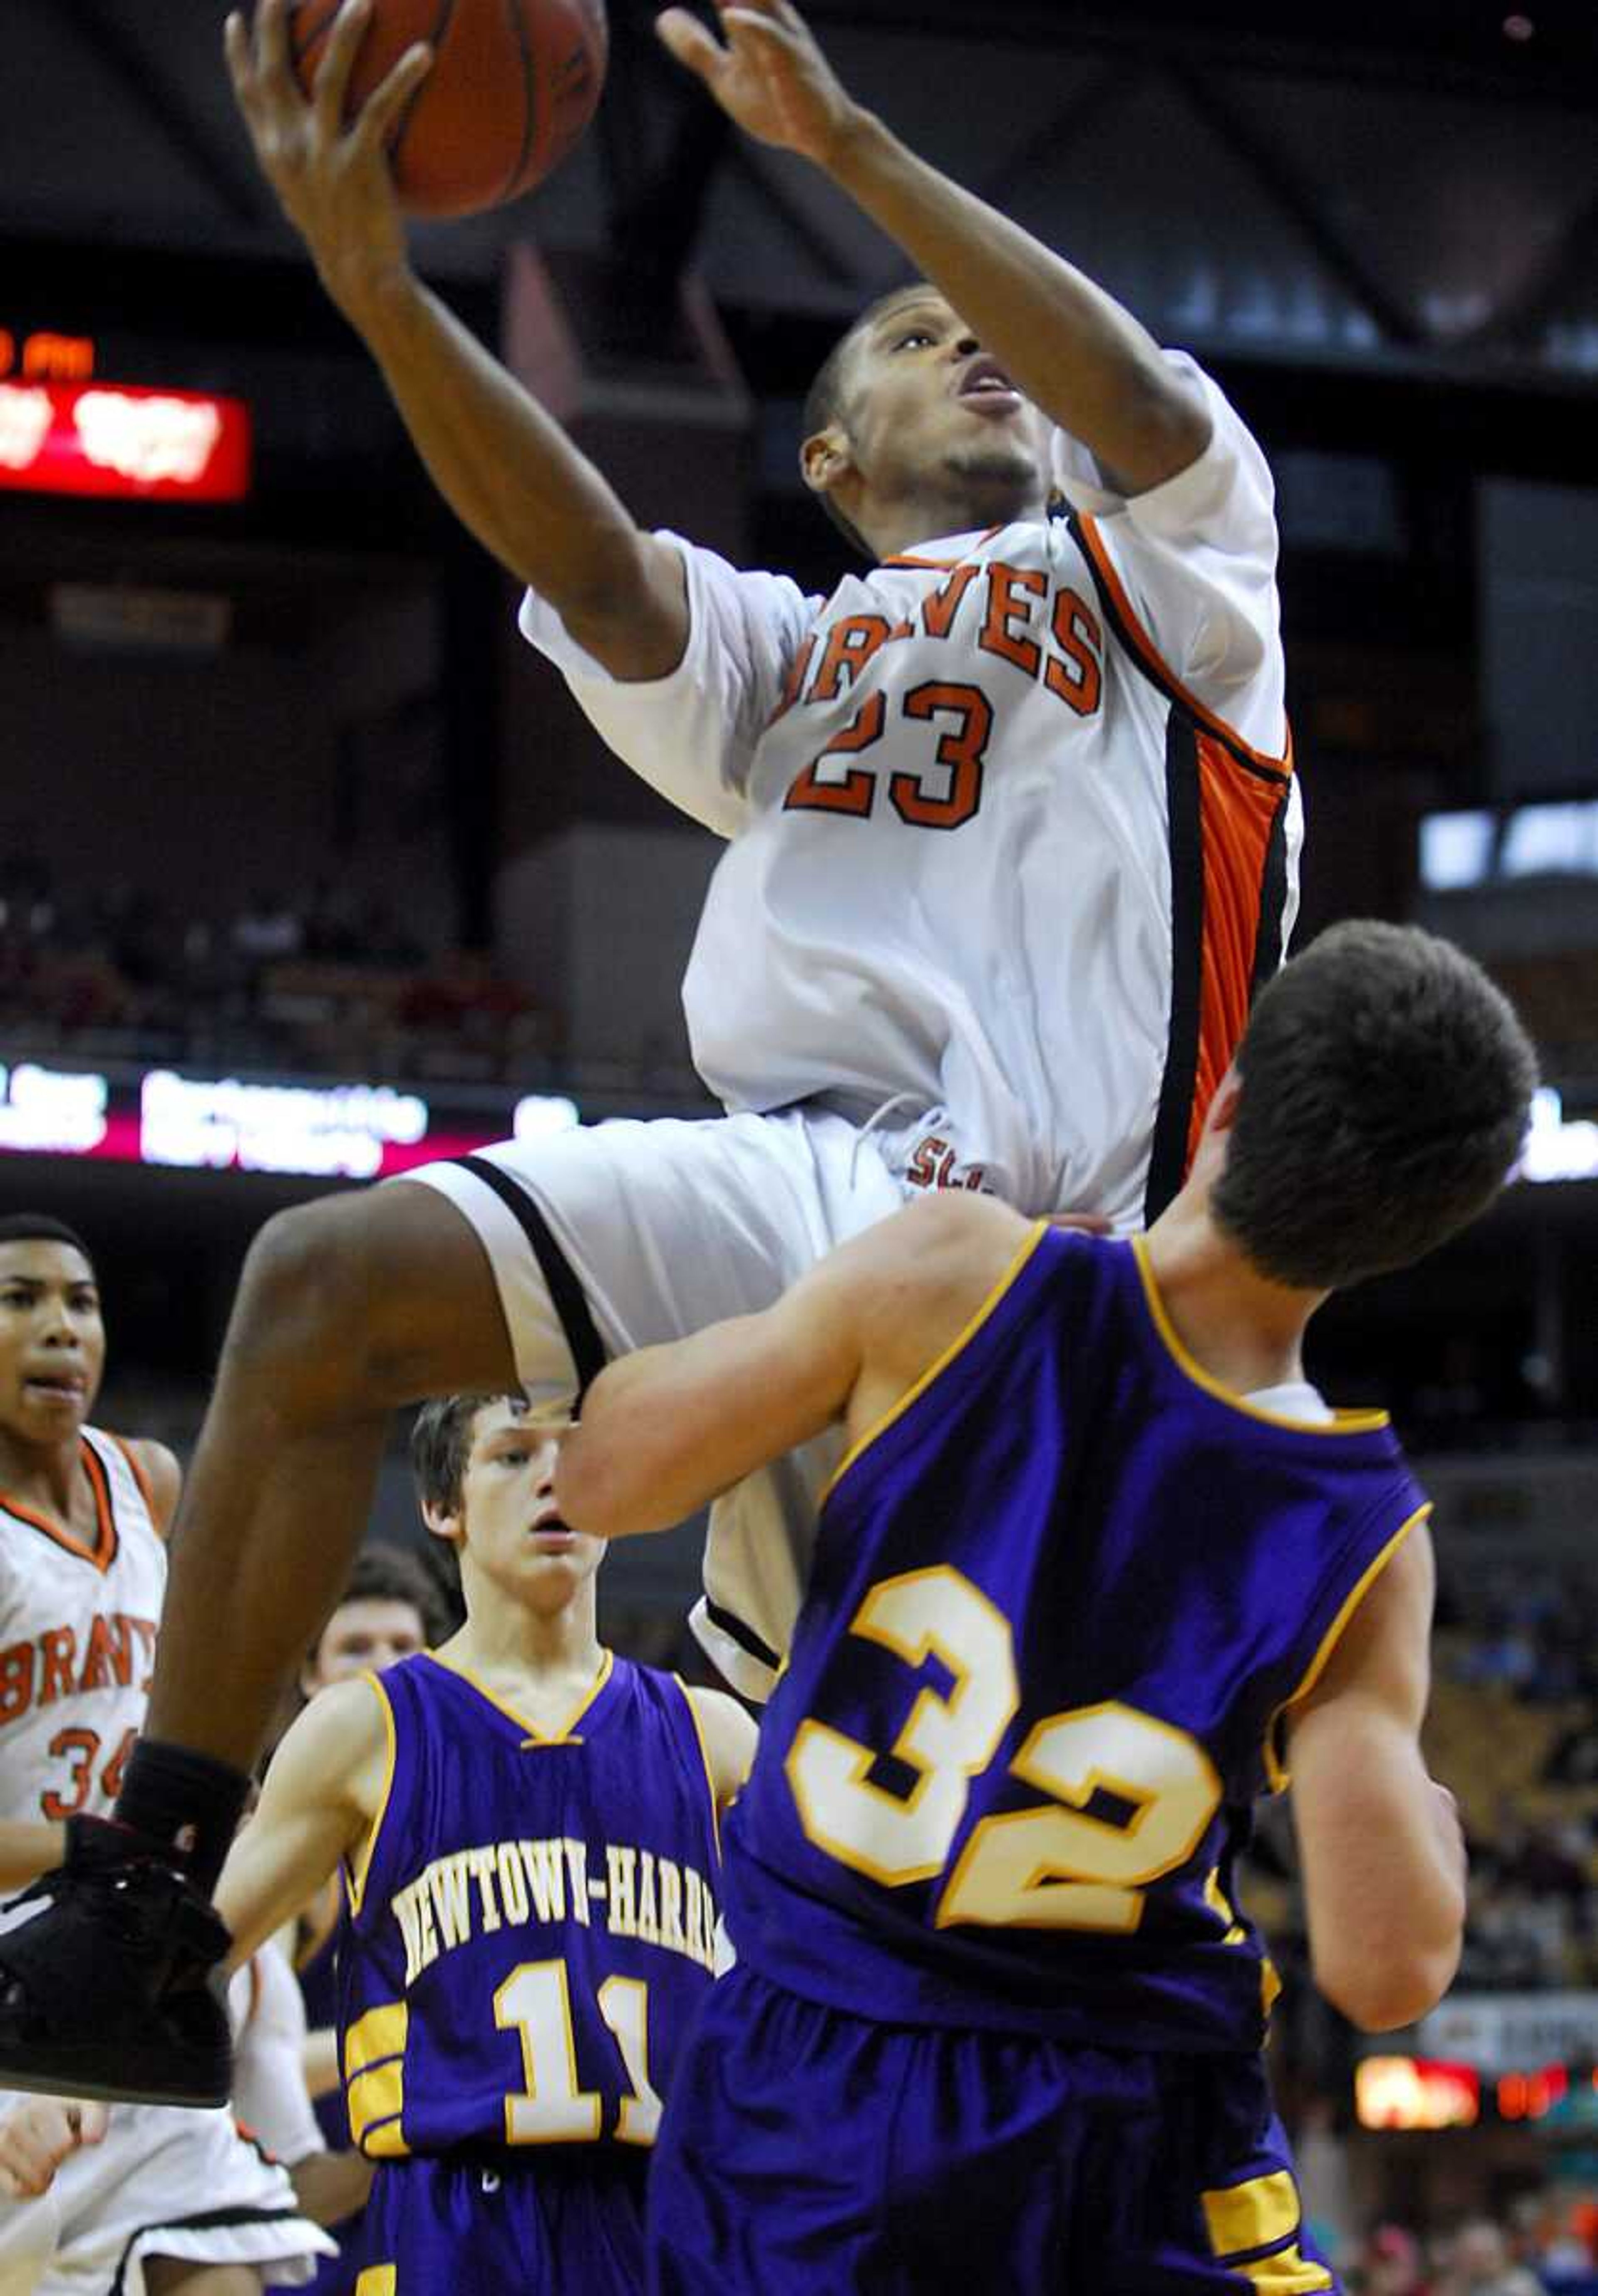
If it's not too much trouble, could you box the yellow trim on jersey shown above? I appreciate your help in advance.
[675,1676,724,1855]
[345,1673,398,1920]
[1262,1501,1432,1793]
[1202,2168,1303,2259]
[1132,1239,1390,1435]
[821,1219,1050,1508]
[355,2272,397,2296]
[345,2000,410,2157]
[422,1647,615,1746]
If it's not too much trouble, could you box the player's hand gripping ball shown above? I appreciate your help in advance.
[288,0,607,216]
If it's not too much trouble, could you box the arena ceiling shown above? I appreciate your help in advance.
[4,0,1598,393]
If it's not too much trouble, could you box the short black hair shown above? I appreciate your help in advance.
[1211,920,1538,1290]
[0,1214,95,1271]
[320,1542,451,1651]
[409,1392,527,1518]
[801,283,932,560]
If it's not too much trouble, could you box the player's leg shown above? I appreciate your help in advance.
[0,1111,854,2104]
[139,1179,515,1769]
[143,2263,262,2295]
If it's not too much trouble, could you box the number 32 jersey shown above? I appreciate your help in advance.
[0,1425,163,1826]
[722,1226,1430,2054]
[522,353,1296,1228]
[337,1652,722,2160]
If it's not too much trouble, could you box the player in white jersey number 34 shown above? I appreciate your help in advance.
[0,0,1292,2107]
[0,1215,330,2293]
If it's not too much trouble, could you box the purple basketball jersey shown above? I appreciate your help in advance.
[723,1227,1429,2052]
[337,1651,722,2162]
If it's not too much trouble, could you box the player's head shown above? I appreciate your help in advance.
[0,1215,104,1448]
[301,1543,445,1699]
[411,1393,603,1615]
[802,283,1051,558]
[1199,921,1537,1291]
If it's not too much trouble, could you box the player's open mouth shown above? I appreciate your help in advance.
[958,359,1023,413]
[22,1375,86,1400]
[529,1521,577,1550]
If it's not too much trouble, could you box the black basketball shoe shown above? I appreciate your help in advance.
[0,1815,233,2106]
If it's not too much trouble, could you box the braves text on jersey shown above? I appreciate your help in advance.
[0,1427,163,1828]
[521,355,1296,1228]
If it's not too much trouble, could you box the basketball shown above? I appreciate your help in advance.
[289,0,608,218]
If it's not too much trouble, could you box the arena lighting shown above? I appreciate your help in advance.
[1519,1086,1598,1184]
[1355,2057,1480,2131]
[0,1063,580,1179]
[0,1064,109,1156]
[0,379,251,503]
[1497,2064,1568,2122]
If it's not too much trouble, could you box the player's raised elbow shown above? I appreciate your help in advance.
[1102,365,1213,494]
[553,532,688,683]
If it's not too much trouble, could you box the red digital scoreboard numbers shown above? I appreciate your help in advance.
[0,377,252,504]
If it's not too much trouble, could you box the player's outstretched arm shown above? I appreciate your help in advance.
[226,0,687,677]
[558,1191,1034,1536]
[659,2,1208,492]
[1285,1521,1466,2033]
[216,1679,387,1970]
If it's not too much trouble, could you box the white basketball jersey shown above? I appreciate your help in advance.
[521,353,1296,1229]
[0,1427,165,1826]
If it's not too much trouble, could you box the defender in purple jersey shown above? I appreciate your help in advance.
[288,1548,440,2296]
[216,1395,754,2296]
[558,921,1538,2296]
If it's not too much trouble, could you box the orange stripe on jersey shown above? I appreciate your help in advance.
[1073,513,1292,780]
[1188,729,1291,1167]
[0,1439,119,1574]
[881,526,1002,570]
[109,1434,156,1524]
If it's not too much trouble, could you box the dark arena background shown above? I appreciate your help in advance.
[2,2,1597,2281]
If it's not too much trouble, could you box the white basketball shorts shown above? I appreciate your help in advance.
[403,1103,960,1699]
[0,2093,334,2295]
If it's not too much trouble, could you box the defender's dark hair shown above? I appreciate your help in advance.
[409,1392,528,1518]
[0,1214,95,1270]
[1212,920,1538,1291]
[318,1541,451,1654]
[801,283,932,561]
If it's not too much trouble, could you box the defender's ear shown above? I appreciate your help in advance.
[420,1498,463,1548]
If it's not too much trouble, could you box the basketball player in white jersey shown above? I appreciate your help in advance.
[0,1215,333,2289]
[0,0,1293,2104]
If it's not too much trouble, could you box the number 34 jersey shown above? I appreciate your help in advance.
[0,1425,163,1827]
[723,1226,1430,2055]
[337,1652,723,2160]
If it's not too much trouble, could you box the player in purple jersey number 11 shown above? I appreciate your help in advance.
[216,1393,754,2296]
[556,921,1538,2296]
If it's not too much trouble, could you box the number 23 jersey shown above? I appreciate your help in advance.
[722,1226,1430,2053]
[522,353,1296,1228]
[337,1651,723,2159]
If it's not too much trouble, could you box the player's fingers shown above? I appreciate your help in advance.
[656,9,726,80]
[348,40,434,156]
[312,0,377,139]
[0,2133,48,2197]
[75,2101,110,2148]
[252,0,296,100]
[223,12,264,123]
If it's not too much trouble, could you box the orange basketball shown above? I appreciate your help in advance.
[289,0,608,218]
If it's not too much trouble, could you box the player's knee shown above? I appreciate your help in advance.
[232,1198,386,1391]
